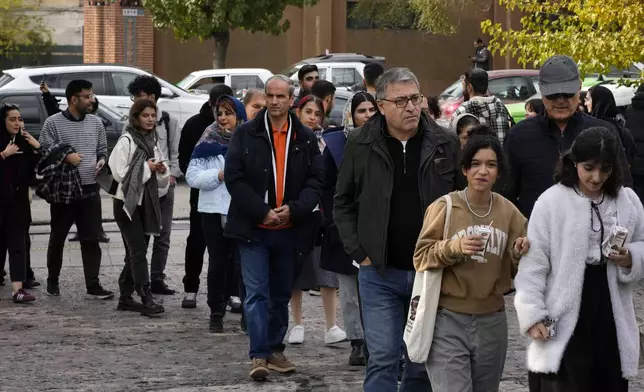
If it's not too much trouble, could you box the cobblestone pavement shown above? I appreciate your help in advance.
[2,225,644,391]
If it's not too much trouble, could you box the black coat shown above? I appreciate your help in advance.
[319,128,355,275]
[224,108,323,258]
[179,102,215,204]
[0,132,39,228]
[333,113,462,270]
[626,92,644,199]
[503,112,633,218]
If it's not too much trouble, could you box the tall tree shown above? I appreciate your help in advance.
[0,0,52,61]
[143,0,319,69]
[481,0,644,81]
[349,0,486,35]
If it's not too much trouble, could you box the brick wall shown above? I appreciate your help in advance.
[83,3,154,71]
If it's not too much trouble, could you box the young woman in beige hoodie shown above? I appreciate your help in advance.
[413,125,529,392]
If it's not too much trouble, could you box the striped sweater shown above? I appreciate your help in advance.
[39,110,107,185]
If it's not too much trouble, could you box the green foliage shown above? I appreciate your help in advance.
[349,0,478,35]
[481,0,644,83]
[143,0,319,40]
[0,0,53,59]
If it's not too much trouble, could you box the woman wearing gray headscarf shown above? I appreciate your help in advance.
[109,99,170,317]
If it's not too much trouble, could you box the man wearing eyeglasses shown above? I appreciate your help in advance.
[334,68,461,392]
[503,55,633,218]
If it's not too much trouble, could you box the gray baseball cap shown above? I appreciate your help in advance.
[539,55,581,97]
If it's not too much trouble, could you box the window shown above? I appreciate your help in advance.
[329,95,348,126]
[332,68,363,88]
[111,72,139,96]
[488,77,533,103]
[231,75,265,98]
[0,74,15,88]
[0,95,42,126]
[188,76,226,94]
[55,72,108,95]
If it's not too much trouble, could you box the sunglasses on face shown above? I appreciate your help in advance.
[545,93,575,100]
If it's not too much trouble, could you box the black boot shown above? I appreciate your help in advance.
[117,295,145,312]
[209,314,224,333]
[139,284,165,317]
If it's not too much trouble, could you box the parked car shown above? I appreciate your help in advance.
[0,64,207,129]
[0,89,126,155]
[508,80,638,124]
[283,61,371,90]
[291,52,387,67]
[438,69,541,124]
[177,68,273,98]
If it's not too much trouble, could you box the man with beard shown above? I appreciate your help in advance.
[294,64,320,108]
[453,68,512,143]
[38,79,113,299]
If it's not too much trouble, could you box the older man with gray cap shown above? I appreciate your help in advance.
[502,55,632,218]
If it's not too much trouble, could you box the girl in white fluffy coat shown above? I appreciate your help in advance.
[514,127,644,392]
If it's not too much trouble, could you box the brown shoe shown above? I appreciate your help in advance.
[267,352,296,373]
[249,358,269,381]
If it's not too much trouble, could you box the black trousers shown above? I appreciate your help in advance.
[0,227,34,282]
[0,216,28,283]
[114,199,151,297]
[47,193,102,288]
[528,264,628,392]
[182,201,207,293]
[202,213,243,316]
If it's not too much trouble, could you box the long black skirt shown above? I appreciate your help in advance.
[528,264,628,392]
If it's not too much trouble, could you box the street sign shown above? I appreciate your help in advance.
[122,9,144,17]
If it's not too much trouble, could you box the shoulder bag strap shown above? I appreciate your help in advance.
[443,194,453,240]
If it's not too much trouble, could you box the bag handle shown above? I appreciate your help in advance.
[443,194,453,240]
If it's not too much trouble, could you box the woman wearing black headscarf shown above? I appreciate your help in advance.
[586,85,635,166]
[0,104,40,303]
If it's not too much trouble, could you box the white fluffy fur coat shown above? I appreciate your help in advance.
[514,184,644,379]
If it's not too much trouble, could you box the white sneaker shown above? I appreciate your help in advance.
[288,325,305,344]
[325,325,348,346]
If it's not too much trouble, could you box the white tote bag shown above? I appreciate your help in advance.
[404,194,453,363]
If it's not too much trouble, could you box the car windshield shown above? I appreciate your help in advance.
[177,73,196,89]
[280,63,304,78]
[440,79,463,100]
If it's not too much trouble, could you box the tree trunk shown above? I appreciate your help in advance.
[212,31,230,69]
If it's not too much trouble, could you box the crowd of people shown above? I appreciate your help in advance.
[1,53,644,392]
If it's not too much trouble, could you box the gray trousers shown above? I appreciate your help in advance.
[337,273,364,341]
[426,307,508,392]
[150,185,174,282]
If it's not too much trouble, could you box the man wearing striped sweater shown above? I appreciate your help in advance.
[38,79,113,300]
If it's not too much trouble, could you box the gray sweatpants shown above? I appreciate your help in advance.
[337,273,364,341]
[426,307,508,392]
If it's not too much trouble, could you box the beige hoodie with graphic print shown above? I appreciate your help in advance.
[414,191,527,314]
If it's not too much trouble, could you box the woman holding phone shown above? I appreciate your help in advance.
[109,99,170,317]
[515,127,644,391]
[0,103,40,303]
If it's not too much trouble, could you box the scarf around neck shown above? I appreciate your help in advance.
[121,125,162,235]
[191,121,233,161]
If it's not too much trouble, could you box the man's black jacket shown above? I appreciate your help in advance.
[333,113,462,270]
[503,112,633,218]
[224,108,323,257]
[179,102,215,204]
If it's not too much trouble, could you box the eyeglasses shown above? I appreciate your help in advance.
[544,93,575,100]
[76,93,96,100]
[380,94,424,108]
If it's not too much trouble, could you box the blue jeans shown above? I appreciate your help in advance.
[238,228,296,359]
[359,265,432,392]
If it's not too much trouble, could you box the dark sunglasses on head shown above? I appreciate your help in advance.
[2,103,19,109]
[545,93,575,100]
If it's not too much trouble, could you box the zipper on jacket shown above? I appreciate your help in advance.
[401,140,408,174]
